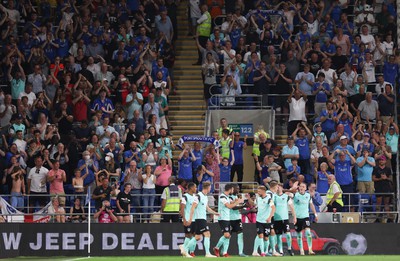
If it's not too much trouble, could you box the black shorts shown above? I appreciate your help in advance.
[270,217,275,229]
[195,219,209,235]
[230,219,243,233]
[294,218,311,232]
[256,222,271,237]
[274,220,290,235]
[184,221,196,234]
[218,220,231,233]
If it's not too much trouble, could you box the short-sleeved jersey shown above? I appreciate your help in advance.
[293,192,311,219]
[181,193,198,222]
[274,193,291,221]
[256,194,274,223]
[229,194,241,220]
[195,192,208,220]
[218,193,231,221]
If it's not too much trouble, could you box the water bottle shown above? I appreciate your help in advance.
[332,208,340,223]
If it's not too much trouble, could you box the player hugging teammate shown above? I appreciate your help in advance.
[178,181,317,257]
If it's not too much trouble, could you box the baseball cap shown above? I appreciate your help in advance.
[363,132,370,137]
[105,152,114,161]
[389,126,395,130]
[339,135,348,140]
[380,155,387,161]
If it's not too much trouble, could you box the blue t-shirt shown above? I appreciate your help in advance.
[260,165,269,184]
[334,159,353,185]
[286,165,301,178]
[383,62,398,85]
[321,43,336,55]
[295,137,310,160]
[356,156,375,182]
[338,118,353,137]
[197,172,213,191]
[231,140,245,165]
[320,110,337,132]
[356,143,374,154]
[230,28,242,49]
[192,149,203,171]
[313,82,330,103]
[54,38,69,58]
[317,171,330,193]
[282,145,299,168]
[219,164,231,182]
[178,157,193,180]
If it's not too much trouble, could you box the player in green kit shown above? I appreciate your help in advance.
[213,184,244,257]
[274,183,297,256]
[266,181,282,257]
[229,184,247,257]
[293,182,318,255]
[191,182,219,257]
[179,182,198,258]
[252,186,276,257]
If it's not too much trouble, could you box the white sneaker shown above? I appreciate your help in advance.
[300,250,305,256]
[252,252,260,257]
[184,252,193,258]
[179,244,186,255]
[272,252,282,257]
[308,250,315,255]
[205,254,217,258]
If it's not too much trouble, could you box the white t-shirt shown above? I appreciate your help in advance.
[363,61,376,83]
[317,68,337,88]
[189,0,201,18]
[289,97,307,122]
[382,41,394,55]
[0,104,16,127]
[27,166,49,193]
[142,174,156,189]
[18,91,36,106]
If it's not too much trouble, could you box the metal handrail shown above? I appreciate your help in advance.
[208,94,272,110]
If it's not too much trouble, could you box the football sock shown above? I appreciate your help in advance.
[297,232,303,251]
[263,239,270,253]
[253,236,260,253]
[277,235,283,253]
[183,237,190,251]
[259,237,264,253]
[238,233,244,254]
[286,232,292,250]
[270,235,277,253]
[305,229,313,250]
[204,237,211,255]
[188,237,197,253]
[216,236,225,249]
[222,237,230,254]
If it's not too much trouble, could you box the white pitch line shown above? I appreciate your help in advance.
[64,257,91,261]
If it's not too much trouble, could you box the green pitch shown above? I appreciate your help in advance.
[4,256,400,261]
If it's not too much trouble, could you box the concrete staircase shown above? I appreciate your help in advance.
[169,3,206,151]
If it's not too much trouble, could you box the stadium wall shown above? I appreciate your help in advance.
[0,223,399,258]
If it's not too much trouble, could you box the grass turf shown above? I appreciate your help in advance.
[4,256,400,261]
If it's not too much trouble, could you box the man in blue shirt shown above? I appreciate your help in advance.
[281,136,299,169]
[333,134,356,160]
[312,73,330,117]
[356,148,376,194]
[230,132,247,186]
[383,55,398,86]
[329,149,356,211]
[178,145,197,182]
[292,122,313,184]
[320,101,337,141]
[91,89,114,118]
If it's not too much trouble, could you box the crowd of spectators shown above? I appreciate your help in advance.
[0,0,399,223]
[0,0,181,219]
[194,0,399,220]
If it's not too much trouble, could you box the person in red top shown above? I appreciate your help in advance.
[47,160,66,206]
[94,200,118,223]
[72,88,91,121]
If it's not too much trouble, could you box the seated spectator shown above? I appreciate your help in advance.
[372,156,393,220]
[70,198,86,223]
[356,148,376,194]
[48,197,66,223]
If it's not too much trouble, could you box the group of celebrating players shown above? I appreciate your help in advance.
[178,181,318,258]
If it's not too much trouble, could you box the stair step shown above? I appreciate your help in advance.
[169,94,204,100]
[170,115,205,120]
[171,130,204,136]
[172,125,205,130]
[169,99,205,105]
[169,104,205,110]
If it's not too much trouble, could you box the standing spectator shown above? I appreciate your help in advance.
[230,132,247,185]
[292,122,313,184]
[72,88,91,122]
[143,93,161,125]
[372,156,393,219]
[356,148,376,193]
[194,4,211,65]
[126,84,144,121]
[253,61,272,106]
[377,84,395,125]
[178,145,196,182]
[0,95,16,128]
[124,161,143,215]
[282,136,299,169]
[383,55,398,86]
[92,177,113,211]
[312,72,331,119]
[96,116,116,147]
[287,88,307,136]
[330,149,356,211]
[154,153,173,202]
[385,121,399,174]
[47,160,66,206]
[27,156,48,211]
[10,166,26,210]
[357,92,379,122]
[317,59,337,88]
[27,65,46,94]
[274,63,293,115]
[91,89,114,118]
[116,183,132,223]
[295,64,315,109]
[141,165,156,222]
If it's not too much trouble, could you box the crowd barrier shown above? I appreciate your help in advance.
[1,223,400,258]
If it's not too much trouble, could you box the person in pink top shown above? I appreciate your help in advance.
[47,160,66,206]
[154,152,173,206]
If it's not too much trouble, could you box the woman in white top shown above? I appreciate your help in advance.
[142,142,159,171]
[141,165,156,223]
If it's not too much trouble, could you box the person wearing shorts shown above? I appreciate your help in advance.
[179,182,198,257]
[252,186,275,257]
[293,182,318,255]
